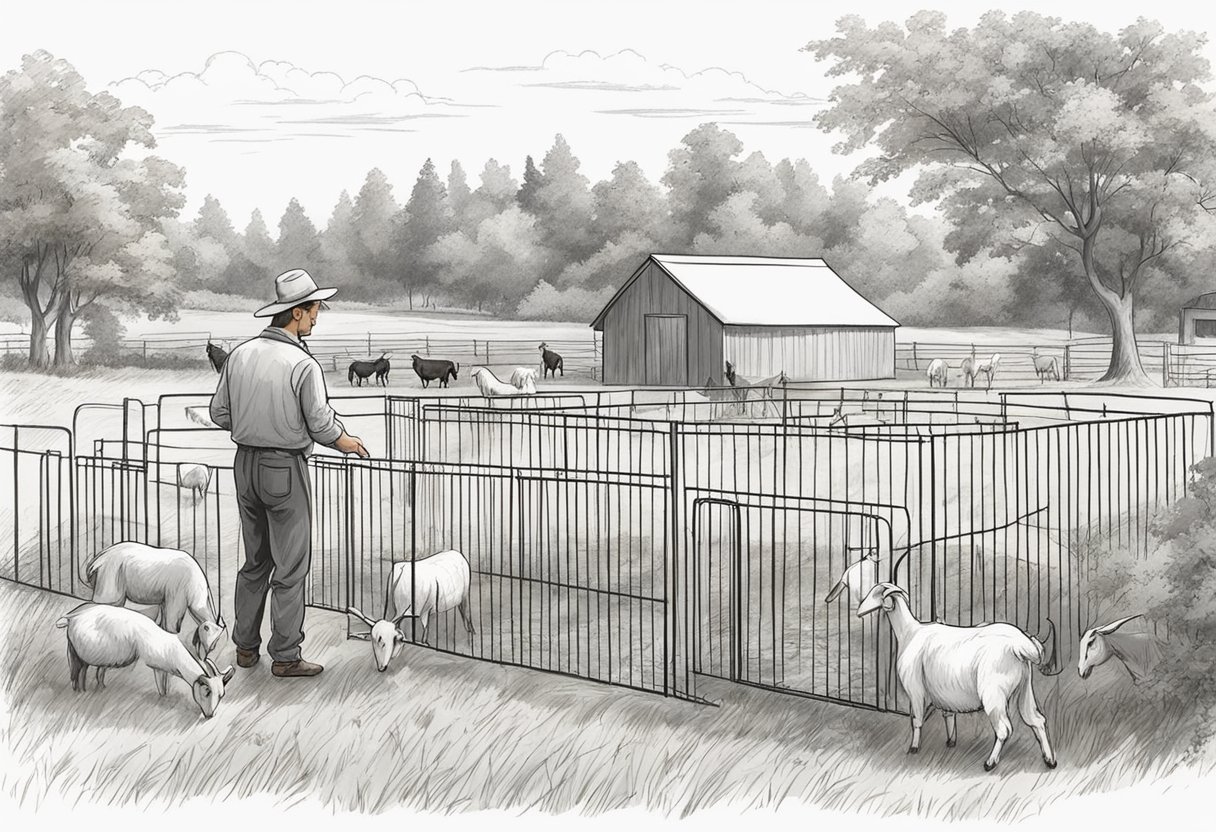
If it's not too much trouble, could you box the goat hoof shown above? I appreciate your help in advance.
[907,746,919,755]
[1045,757,1057,770]
[946,739,957,748]
[984,761,997,772]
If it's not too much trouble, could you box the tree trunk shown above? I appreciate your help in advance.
[53,302,77,368]
[1097,291,1151,385]
[27,312,51,368]
[407,288,414,310]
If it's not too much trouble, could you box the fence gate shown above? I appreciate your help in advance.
[692,496,899,711]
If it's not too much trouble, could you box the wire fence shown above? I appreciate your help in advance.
[2,388,1212,713]
[896,337,1173,384]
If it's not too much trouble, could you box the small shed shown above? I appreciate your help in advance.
[590,254,899,386]
[1179,293,1216,344]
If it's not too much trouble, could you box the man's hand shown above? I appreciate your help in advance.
[335,432,370,458]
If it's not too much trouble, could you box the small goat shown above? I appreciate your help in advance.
[56,602,235,718]
[473,366,523,397]
[858,582,1059,771]
[1077,614,1162,684]
[959,356,977,388]
[177,463,212,505]
[975,354,1001,389]
[539,342,564,378]
[510,366,539,394]
[85,541,226,662]
[348,549,475,671]
[926,359,950,388]
[412,354,459,388]
[1032,353,1060,383]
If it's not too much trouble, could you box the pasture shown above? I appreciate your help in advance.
[3,323,1216,819]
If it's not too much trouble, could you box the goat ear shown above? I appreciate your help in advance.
[222,665,235,685]
[824,579,846,604]
[1095,614,1142,635]
[347,607,376,628]
[391,609,412,626]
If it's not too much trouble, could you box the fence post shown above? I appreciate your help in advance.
[142,340,147,361]
[665,421,680,697]
[1162,342,1168,387]
[912,342,919,370]
[486,341,491,365]
[1063,344,1071,381]
[425,336,430,355]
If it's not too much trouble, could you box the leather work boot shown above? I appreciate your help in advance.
[272,659,324,678]
[236,648,260,668]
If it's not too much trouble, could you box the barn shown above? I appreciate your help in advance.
[590,254,899,386]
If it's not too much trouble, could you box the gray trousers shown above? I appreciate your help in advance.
[232,447,312,662]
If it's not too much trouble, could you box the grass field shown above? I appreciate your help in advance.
[1,579,1211,818]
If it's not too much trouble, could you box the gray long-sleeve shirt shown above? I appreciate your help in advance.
[209,327,344,454]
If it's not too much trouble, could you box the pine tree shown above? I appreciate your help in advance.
[516,154,543,213]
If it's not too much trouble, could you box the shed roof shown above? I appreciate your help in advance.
[1183,292,1216,310]
[590,254,900,329]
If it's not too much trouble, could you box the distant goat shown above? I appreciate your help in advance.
[959,356,977,388]
[56,602,234,718]
[510,367,539,394]
[205,342,229,374]
[349,354,386,387]
[177,463,212,505]
[539,342,564,378]
[412,354,459,388]
[927,359,950,388]
[858,582,1060,772]
[975,354,1001,388]
[1032,353,1060,383]
[473,367,524,397]
[374,355,391,386]
[1077,614,1162,684]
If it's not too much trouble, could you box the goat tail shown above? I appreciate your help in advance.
[55,616,69,629]
[82,554,99,588]
[1033,618,1063,676]
[347,364,355,384]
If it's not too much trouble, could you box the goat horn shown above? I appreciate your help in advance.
[203,657,219,676]
[346,606,377,627]
[1095,613,1142,635]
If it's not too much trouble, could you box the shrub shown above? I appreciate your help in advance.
[81,305,127,362]
[516,281,616,322]
[1089,456,1216,756]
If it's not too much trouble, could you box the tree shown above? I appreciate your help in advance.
[447,160,471,227]
[532,135,595,265]
[517,155,543,213]
[276,198,320,270]
[427,207,550,312]
[242,210,276,273]
[808,12,1216,384]
[591,160,670,248]
[662,124,745,245]
[461,159,518,233]
[350,168,399,290]
[395,158,451,308]
[194,194,238,251]
[0,51,186,368]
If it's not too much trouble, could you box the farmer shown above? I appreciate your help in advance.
[210,268,370,678]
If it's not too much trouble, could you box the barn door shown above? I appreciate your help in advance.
[644,314,688,386]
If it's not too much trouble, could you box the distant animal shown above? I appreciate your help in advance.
[347,549,475,671]
[539,342,564,378]
[927,358,950,388]
[205,342,228,374]
[1032,353,1060,383]
[959,356,977,388]
[857,582,1060,772]
[473,366,523,397]
[701,375,745,419]
[412,354,459,388]
[56,602,235,718]
[84,541,226,663]
[824,549,880,610]
[177,463,212,505]
[1077,614,1162,684]
[349,353,386,387]
[374,355,391,386]
[975,353,1001,389]
[510,367,539,394]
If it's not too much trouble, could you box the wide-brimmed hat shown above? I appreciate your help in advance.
[254,269,338,318]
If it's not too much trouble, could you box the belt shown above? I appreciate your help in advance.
[235,444,309,456]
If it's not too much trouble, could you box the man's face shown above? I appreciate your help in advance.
[295,302,321,337]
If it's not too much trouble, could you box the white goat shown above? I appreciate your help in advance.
[473,367,524,397]
[1032,353,1060,383]
[177,463,212,504]
[1077,614,1162,684]
[85,541,226,662]
[959,356,977,388]
[824,550,880,609]
[347,549,475,671]
[509,367,539,394]
[926,359,950,388]
[857,582,1059,771]
[56,602,235,718]
[975,353,1002,388]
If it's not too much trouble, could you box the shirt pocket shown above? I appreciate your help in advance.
[258,462,293,500]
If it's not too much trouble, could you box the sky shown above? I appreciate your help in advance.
[3,1,1216,228]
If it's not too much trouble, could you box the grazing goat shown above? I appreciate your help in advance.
[412,354,459,388]
[857,582,1060,771]
[177,463,212,505]
[1077,614,1162,684]
[348,354,386,387]
[85,541,226,662]
[510,367,539,394]
[473,366,524,397]
[824,550,880,609]
[959,356,977,388]
[927,359,950,388]
[1032,353,1060,383]
[56,602,235,718]
[975,354,1001,389]
[374,355,391,386]
[347,549,474,671]
[539,342,564,378]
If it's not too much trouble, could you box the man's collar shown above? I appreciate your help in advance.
[260,327,311,353]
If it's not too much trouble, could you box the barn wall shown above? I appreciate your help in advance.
[601,261,723,385]
[724,326,895,381]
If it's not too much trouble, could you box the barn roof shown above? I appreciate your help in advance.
[590,254,900,329]
[1183,292,1216,310]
